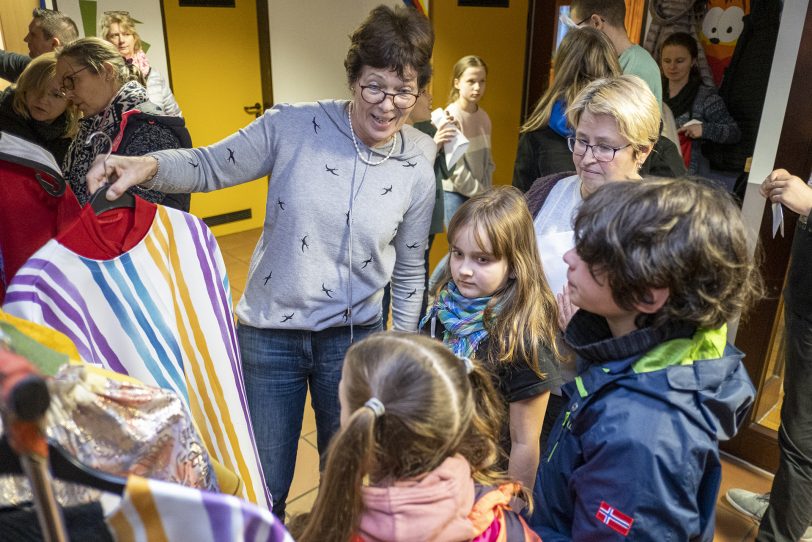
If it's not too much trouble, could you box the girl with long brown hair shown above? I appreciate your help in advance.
[423,185,560,496]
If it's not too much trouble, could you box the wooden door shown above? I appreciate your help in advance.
[722,1,812,472]
[0,0,39,91]
[521,0,647,122]
[162,0,270,236]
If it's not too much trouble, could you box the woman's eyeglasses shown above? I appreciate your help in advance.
[359,85,419,109]
[59,65,91,95]
[567,137,631,162]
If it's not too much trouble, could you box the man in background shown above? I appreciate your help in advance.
[0,8,78,83]
[570,0,663,108]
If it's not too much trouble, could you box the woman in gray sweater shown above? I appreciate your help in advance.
[86,5,435,520]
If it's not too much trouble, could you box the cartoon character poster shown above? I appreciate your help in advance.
[699,0,750,86]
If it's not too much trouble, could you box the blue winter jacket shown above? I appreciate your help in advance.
[530,312,755,541]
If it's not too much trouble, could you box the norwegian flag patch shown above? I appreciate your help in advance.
[596,500,634,536]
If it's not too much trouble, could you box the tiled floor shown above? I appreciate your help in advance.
[217,226,775,539]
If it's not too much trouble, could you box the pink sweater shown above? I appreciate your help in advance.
[442,103,495,198]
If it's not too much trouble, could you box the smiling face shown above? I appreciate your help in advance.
[24,20,54,58]
[454,66,487,107]
[660,44,694,87]
[572,110,643,195]
[25,78,68,122]
[56,56,118,117]
[105,23,137,58]
[450,223,511,299]
[350,65,418,148]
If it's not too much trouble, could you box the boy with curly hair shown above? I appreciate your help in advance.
[531,178,763,540]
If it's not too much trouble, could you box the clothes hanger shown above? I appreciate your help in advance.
[0,131,67,197]
[84,131,135,215]
[35,172,66,198]
[0,437,126,495]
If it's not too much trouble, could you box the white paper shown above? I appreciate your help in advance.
[537,230,575,297]
[772,202,784,238]
[431,107,469,170]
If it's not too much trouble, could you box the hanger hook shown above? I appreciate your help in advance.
[85,131,113,183]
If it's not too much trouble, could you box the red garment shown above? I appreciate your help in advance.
[58,196,157,260]
[0,160,81,303]
[678,132,693,169]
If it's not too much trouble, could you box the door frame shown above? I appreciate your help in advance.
[722,0,812,472]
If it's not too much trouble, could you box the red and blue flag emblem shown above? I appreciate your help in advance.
[596,500,634,536]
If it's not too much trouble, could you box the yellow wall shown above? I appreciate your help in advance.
[160,1,529,244]
[162,0,267,236]
[429,0,530,268]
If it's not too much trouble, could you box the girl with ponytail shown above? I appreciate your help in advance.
[289,332,539,542]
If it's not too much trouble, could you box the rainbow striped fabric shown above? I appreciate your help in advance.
[4,206,270,509]
[107,475,292,542]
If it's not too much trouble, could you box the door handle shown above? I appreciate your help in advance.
[244,102,262,118]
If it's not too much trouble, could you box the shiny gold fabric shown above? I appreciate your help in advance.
[0,364,216,507]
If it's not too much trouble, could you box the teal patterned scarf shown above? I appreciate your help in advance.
[421,281,492,358]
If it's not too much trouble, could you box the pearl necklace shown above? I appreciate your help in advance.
[348,104,397,166]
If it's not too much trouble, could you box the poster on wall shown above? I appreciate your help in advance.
[458,0,508,6]
[53,0,171,85]
[402,0,429,16]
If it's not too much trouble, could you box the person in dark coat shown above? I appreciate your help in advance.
[0,52,77,164]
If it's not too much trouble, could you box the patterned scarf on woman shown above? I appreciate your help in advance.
[62,80,148,205]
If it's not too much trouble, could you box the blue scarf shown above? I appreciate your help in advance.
[421,281,492,358]
[549,99,573,139]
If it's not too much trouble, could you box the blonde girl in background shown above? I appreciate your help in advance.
[289,332,540,542]
[442,55,494,226]
[423,186,561,495]
[0,52,78,163]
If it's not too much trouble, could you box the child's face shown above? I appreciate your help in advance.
[563,248,639,336]
[454,66,487,105]
[450,223,510,299]
[410,90,432,122]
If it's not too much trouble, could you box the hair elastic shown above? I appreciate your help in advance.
[461,356,474,375]
[364,397,385,417]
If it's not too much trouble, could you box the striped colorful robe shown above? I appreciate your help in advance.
[4,205,270,509]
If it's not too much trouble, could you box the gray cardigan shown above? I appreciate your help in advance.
[146,100,435,331]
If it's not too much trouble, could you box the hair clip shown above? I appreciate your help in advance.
[364,397,385,418]
[461,356,474,375]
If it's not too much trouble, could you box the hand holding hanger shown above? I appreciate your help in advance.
[86,153,158,204]
[84,131,136,214]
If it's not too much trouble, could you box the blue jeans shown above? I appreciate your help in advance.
[238,320,382,520]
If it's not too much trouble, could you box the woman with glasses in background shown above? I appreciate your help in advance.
[56,37,191,211]
[513,27,683,194]
[83,5,435,521]
[0,52,78,163]
[100,11,181,117]
[524,74,660,453]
